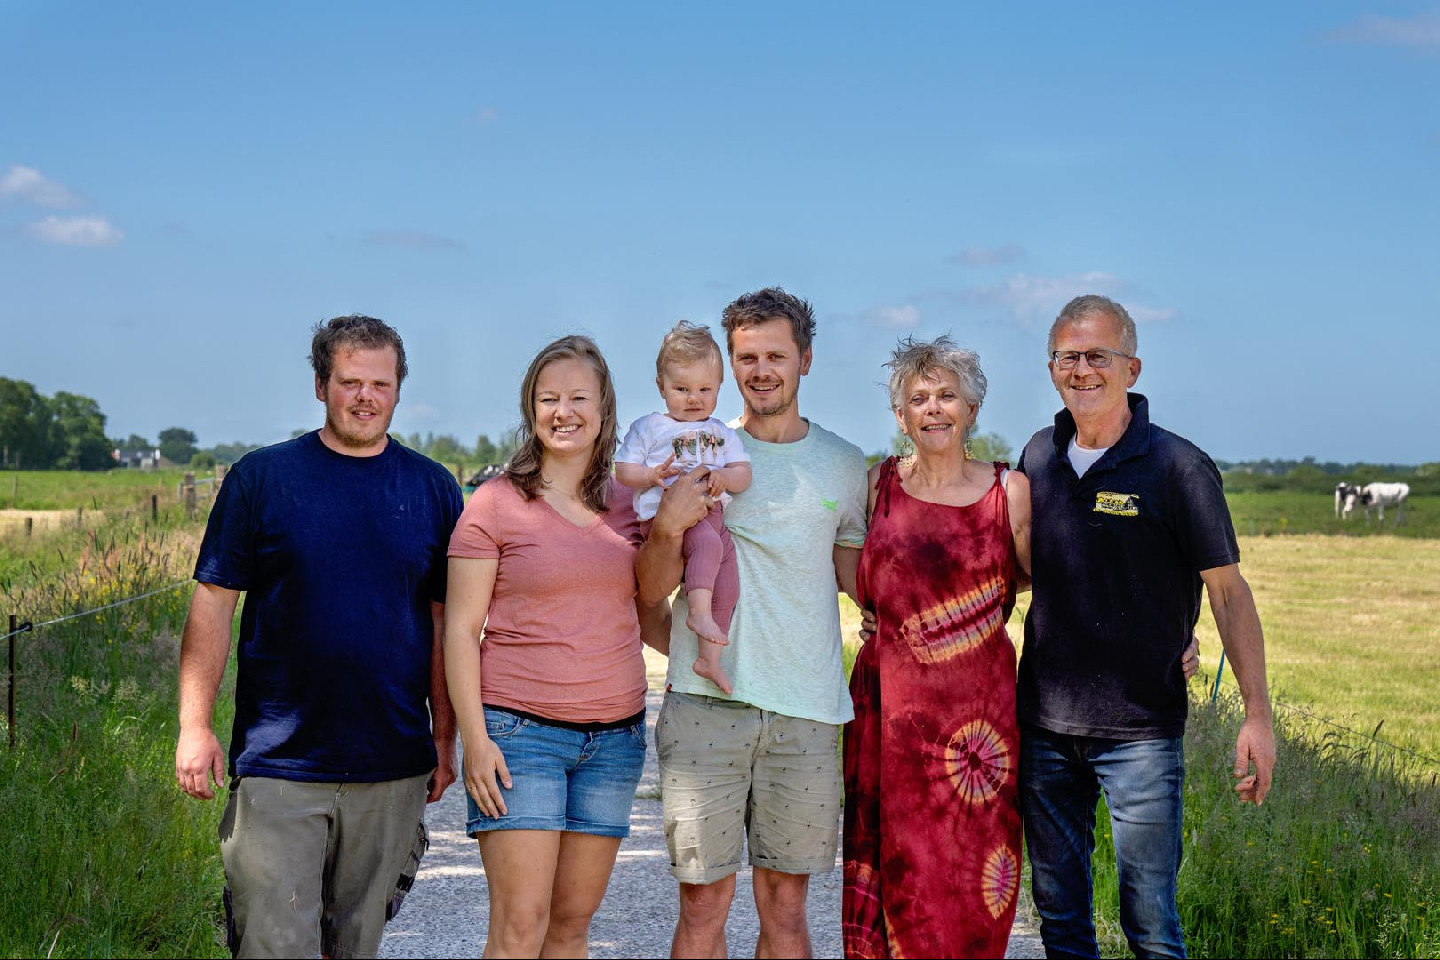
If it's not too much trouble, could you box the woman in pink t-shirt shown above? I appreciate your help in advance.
[445,335,664,957]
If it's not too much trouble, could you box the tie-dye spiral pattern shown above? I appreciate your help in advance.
[843,458,1021,959]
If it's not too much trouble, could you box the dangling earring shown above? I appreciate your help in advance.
[963,431,973,461]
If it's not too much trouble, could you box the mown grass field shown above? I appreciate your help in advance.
[0,468,197,512]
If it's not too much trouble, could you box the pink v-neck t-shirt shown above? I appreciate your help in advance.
[448,475,647,723]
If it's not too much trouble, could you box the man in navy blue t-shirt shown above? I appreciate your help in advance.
[1016,295,1275,959]
[175,315,463,959]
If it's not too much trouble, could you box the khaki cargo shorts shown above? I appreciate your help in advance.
[656,690,841,885]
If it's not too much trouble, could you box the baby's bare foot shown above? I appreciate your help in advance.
[692,653,734,695]
[687,611,733,694]
[685,611,729,648]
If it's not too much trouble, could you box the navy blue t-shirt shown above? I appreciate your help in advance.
[1016,394,1239,740]
[195,431,463,782]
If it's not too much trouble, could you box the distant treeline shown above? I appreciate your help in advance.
[1220,458,1440,497]
[388,431,520,467]
[0,377,112,470]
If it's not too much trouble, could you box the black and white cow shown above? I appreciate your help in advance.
[1334,483,1364,520]
[1360,482,1410,524]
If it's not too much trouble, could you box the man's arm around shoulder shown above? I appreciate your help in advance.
[176,582,241,800]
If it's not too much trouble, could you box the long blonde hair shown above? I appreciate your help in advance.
[505,335,618,512]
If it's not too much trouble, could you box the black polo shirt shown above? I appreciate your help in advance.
[1016,394,1239,740]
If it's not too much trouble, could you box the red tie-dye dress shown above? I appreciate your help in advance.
[843,458,1022,959]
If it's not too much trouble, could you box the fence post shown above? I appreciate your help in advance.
[1211,651,1228,705]
[183,472,197,518]
[215,463,228,495]
[7,614,15,751]
[151,494,159,523]
[24,517,32,538]
[76,506,84,528]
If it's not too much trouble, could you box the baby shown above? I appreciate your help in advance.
[617,321,752,694]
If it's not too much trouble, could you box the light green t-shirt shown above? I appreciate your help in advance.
[666,420,867,724]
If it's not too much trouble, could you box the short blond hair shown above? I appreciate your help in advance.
[656,320,724,381]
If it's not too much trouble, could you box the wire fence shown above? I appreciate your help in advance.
[1211,650,1440,771]
[5,578,192,748]
[1,578,191,642]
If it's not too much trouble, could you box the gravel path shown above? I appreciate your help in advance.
[381,688,1044,959]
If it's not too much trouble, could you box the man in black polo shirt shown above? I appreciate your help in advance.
[1016,294,1274,959]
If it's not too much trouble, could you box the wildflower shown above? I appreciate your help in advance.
[69,676,89,694]
[114,677,140,705]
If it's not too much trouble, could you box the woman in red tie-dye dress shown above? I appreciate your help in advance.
[843,337,1031,959]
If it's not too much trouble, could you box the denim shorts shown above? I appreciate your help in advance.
[465,706,647,838]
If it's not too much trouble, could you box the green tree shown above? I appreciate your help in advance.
[114,434,153,454]
[208,441,259,464]
[428,434,465,463]
[190,451,217,469]
[50,391,112,470]
[968,431,1013,464]
[0,377,56,469]
[887,429,1013,463]
[158,427,198,464]
[474,433,499,465]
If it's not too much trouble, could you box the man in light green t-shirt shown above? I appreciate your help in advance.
[638,287,867,959]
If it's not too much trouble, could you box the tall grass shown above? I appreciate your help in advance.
[0,516,230,959]
[1087,693,1439,958]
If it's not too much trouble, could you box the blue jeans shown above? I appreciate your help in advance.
[1019,725,1186,959]
[465,707,647,838]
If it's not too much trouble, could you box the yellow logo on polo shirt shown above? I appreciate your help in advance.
[1093,491,1140,517]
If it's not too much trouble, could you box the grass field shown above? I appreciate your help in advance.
[1226,490,1437,539]
[839,532,1440,758]
[3,475,1438,957]
[1202,535,1440,757]
[0,468,205,513]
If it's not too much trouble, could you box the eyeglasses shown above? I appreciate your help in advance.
[1050,348,1132,370]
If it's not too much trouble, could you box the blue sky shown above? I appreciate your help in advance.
[2,2,1436,463]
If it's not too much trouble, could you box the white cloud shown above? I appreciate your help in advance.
[946,243,1024,267]
[363,229,464,250]
[26,215,124,247]
[865,304,921,329]
[964,272,1176,326]
[0,165,83,207]
[1128,305,1178,324]
[967,272,1119,324]
[1326,11,1440,48]
[469,106,499,124]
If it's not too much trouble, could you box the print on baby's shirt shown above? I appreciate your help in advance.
[671,429,728,462]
